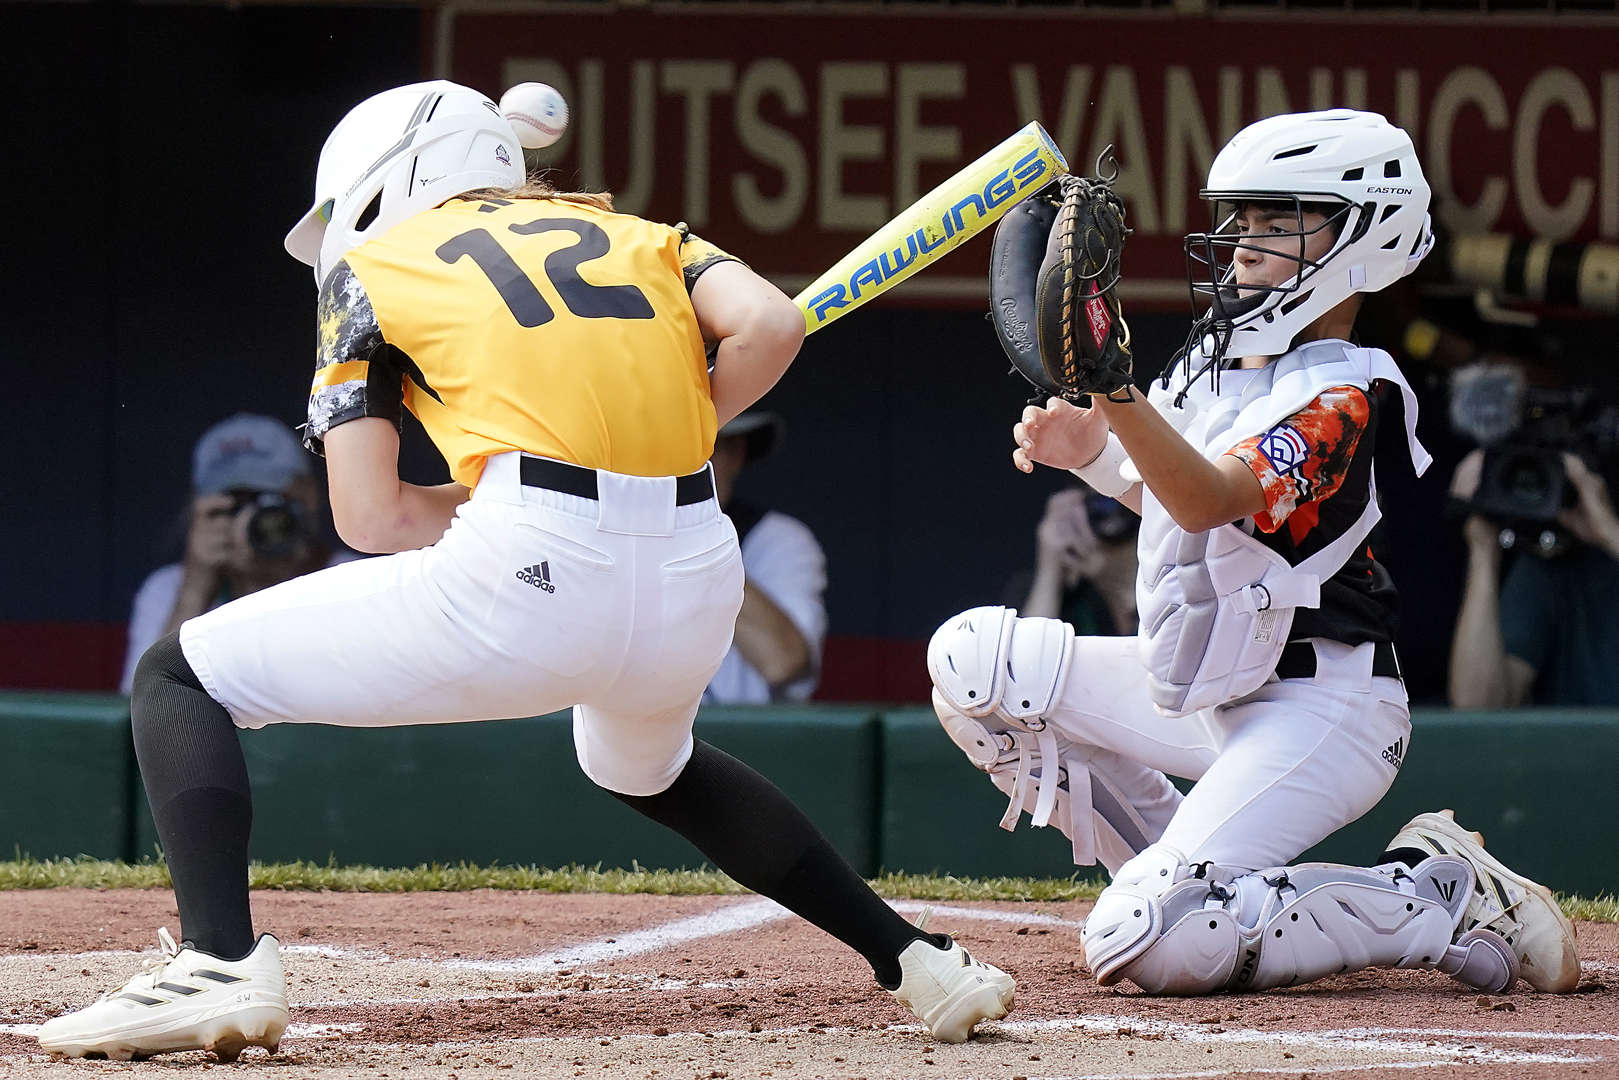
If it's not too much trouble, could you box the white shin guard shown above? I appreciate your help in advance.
[1083,849,1520,995]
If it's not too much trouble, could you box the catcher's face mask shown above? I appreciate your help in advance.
[1169,194,1357,398]
[1185,196,1355,328]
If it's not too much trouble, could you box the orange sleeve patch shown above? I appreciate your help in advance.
[1226,386,1371,533]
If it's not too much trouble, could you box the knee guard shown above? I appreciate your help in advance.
[928,606,1073,727]
[1082,847,1242,994]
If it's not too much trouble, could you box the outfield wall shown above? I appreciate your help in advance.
[4,693,1614,896]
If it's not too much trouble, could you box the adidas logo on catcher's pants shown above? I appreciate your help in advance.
[515,562,555,593]
[1382,738,1404,769]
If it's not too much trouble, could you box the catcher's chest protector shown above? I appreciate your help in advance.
[1135,341,1430,716]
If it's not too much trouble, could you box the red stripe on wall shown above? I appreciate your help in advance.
[0,622,126,692]
[813,635,932,704]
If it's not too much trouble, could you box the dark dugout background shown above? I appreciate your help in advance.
[4,2,1589,704]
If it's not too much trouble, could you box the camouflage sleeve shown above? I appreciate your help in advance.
[304,261,406,456]
[1225,386,1372,533]
[674,222,743,293]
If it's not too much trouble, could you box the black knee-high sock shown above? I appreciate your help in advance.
[611,740,946,988]
[130,633,255,960]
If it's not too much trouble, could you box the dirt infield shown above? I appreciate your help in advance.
[0,889,1613,1079]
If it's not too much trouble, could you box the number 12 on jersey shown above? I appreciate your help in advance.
[436,217,654,328]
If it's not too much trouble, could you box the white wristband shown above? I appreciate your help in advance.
[1070,433,1134,498]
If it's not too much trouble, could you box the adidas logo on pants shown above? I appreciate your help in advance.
[516,561,554,593]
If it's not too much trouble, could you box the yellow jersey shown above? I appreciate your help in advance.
[306,197,738,487]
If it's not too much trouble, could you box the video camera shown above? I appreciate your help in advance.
[1448,363,1619,551]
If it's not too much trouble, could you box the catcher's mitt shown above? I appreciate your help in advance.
[989,171,1133,400]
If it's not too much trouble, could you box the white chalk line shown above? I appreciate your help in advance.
[284,899,1079,1002]
[437,896,1081,973]
[1014,1065,1585,1080]
[997,1014,1600,1063]
[1319,1025,1619,1042]
[445,896,791,972]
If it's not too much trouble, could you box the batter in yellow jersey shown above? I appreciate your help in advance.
[308,196,738,486]
[49,81,1017,1066]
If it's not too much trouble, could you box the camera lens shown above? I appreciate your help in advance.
[247,505,299,558]
[226,491,305,560]
[1499,452,1553,504]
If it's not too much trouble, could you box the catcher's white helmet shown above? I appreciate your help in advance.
[284,80,524,288]
[1183,109,1435,367]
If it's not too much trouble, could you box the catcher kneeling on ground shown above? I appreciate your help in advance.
[935,109,1581,995]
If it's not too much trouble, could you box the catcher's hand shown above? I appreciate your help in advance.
[989,171,1134,401]
[1011,397,1108,475]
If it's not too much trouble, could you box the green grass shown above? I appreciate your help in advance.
[1562,894,1619,923]
[0,857,1610,921]
[0,855,1109,900]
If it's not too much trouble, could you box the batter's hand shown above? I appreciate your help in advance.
[1012,397,1110,474]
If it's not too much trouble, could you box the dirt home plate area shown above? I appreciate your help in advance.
[0,891,1614,1079]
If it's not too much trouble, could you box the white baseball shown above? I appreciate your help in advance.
[500,83,569,150]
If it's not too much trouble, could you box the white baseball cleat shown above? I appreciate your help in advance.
[891,909,1015,1043]
[1389,810,1580,993]
[36,928,288,1061]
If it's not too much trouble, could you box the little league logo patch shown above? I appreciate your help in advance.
[1257,424,1310,477]
[495,145,512,167]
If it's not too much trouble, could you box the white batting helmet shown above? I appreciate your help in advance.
[284,80,525,288]
[1184,109,1435,365]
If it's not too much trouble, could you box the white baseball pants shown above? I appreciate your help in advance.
[1052,634,1412,872]
[180,452,744,796]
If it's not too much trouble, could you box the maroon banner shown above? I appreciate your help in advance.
[447,9,1619,307]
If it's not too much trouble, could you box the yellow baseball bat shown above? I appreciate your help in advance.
[795,121,1068,334]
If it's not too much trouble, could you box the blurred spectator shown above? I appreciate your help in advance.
[1005,483,1139,636]
[120,414,356,693]
[703,412,828,704]
[1447,447,1619,707]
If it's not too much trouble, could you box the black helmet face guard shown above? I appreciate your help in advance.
[1167,192,1360,400]
[1184,192,1358,330]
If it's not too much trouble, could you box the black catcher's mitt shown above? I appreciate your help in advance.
[989,172,1133,400]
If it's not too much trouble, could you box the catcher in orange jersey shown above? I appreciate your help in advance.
[936,110,1580,997]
